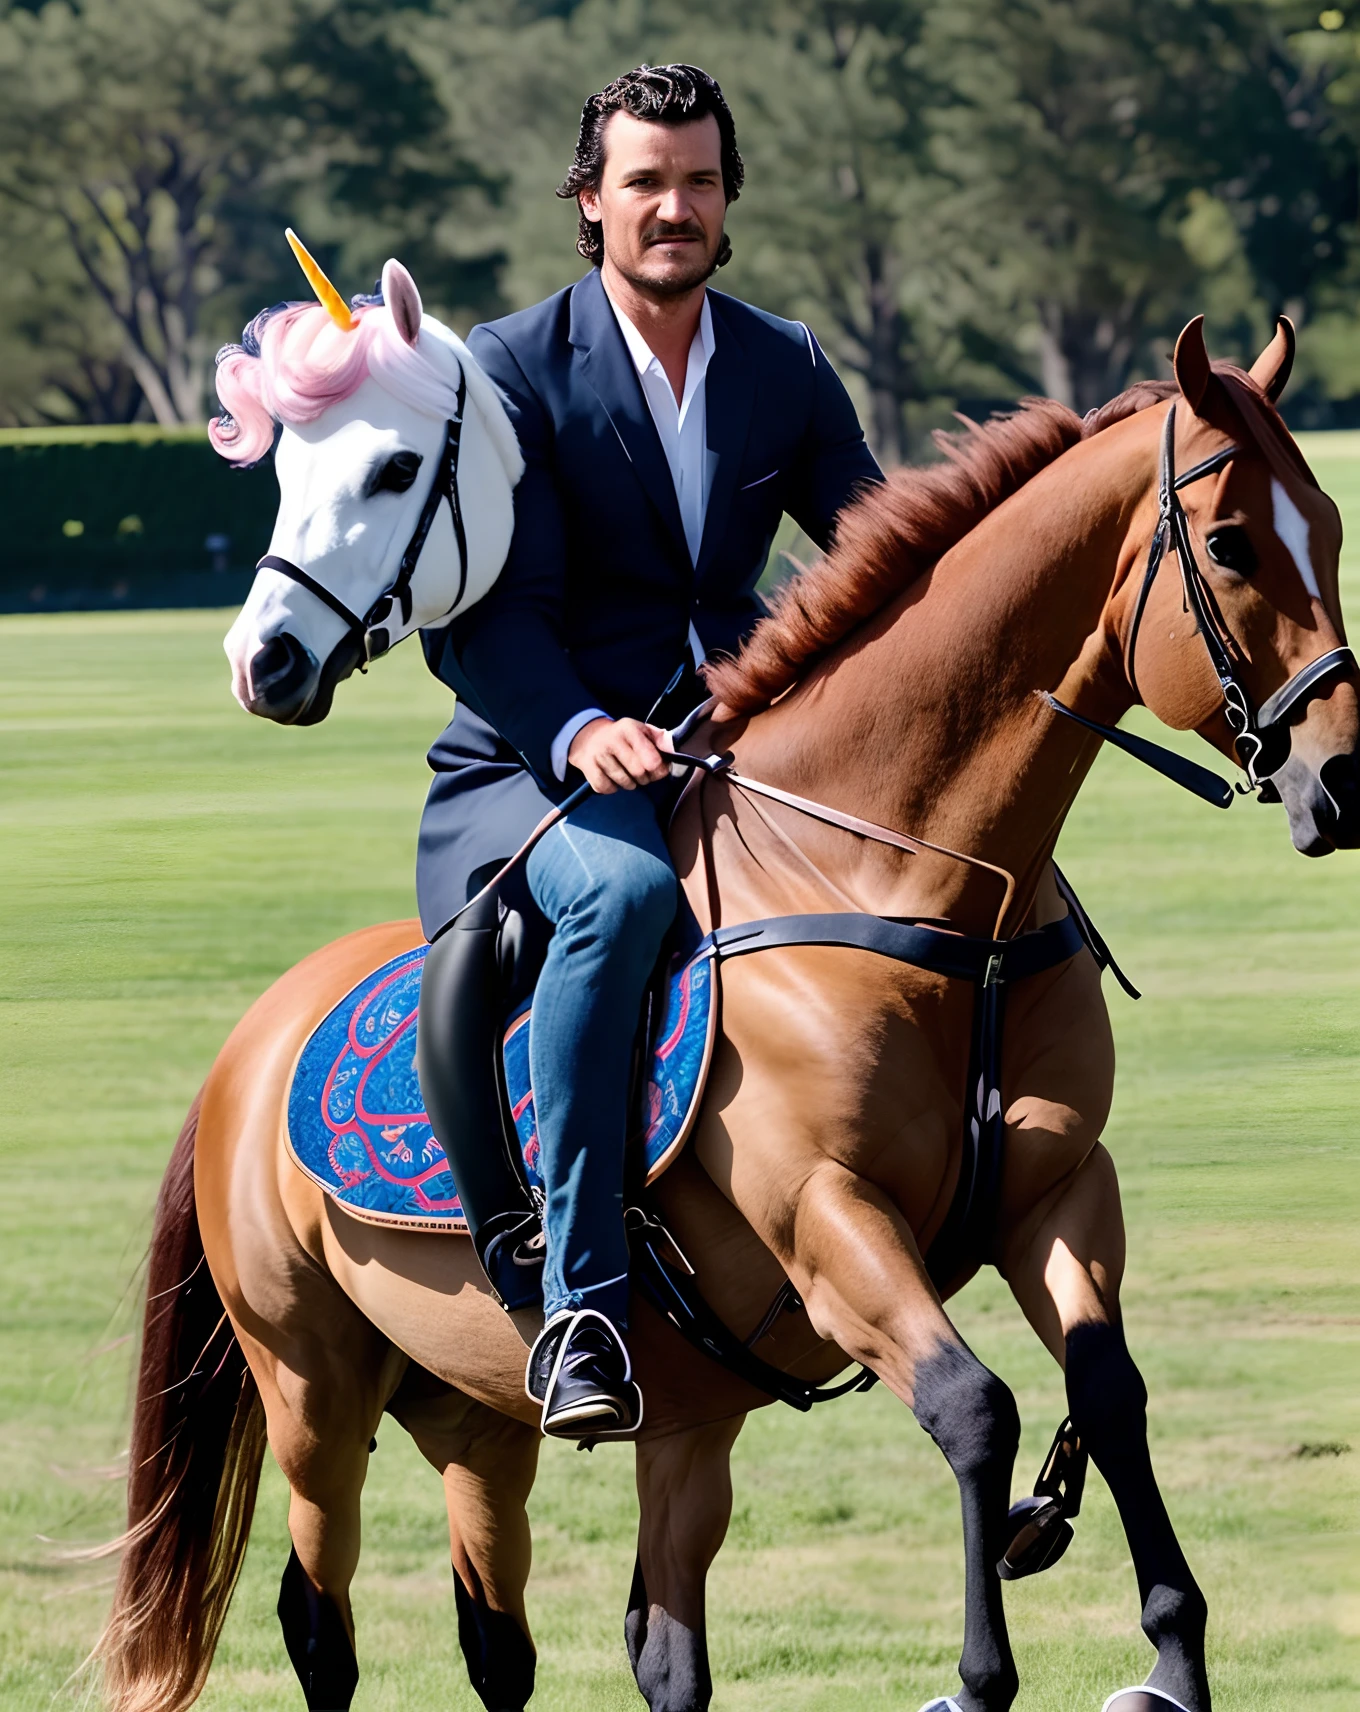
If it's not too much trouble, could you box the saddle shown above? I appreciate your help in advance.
[285,881,716,1278]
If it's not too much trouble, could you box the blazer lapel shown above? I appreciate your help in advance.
[695,294,754,580]
[569,272,689,562]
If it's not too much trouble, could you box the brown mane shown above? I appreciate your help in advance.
[707,384,1179,716]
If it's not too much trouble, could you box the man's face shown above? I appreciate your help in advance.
[579,110,727,297]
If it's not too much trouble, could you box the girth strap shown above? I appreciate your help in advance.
[698,910,1084,985]
[693,907,1084,1308]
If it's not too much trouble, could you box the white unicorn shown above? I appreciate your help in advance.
[216,231,523,724]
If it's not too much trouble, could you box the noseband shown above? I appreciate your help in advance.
[1127,402,1354,787]
[256,369,469,667]
[1050,401,1355,800]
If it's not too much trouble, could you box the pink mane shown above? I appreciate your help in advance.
[209,303,390,465]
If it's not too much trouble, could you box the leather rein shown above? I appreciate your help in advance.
[1047,401,1356,798]
[257,369,470,667]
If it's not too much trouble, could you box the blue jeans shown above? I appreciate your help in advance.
[525,788,677,1326]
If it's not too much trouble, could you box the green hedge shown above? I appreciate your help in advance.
[0,425,278,598]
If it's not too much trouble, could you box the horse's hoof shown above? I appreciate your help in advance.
[916,1700,964,1712]
[1101,1690,1192,1712]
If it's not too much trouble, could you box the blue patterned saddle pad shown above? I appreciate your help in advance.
[286,943,717,1232]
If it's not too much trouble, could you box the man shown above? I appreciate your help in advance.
[418,63,880,1438]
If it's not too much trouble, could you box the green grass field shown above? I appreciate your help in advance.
[2,434,1358,1711]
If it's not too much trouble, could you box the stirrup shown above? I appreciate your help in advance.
[998,1415,1086,1579]
[916,1699,964,1712]
[539,1308,643,1440]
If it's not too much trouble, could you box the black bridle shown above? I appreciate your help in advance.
[257,369,469,666]
[1050,400,1356,799]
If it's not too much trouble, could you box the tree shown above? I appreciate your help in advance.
[0,0,289,424]
[709,2,947,463]
[923,0,1352,411]
[433,0,1339,449]
[0,0,1353,432]
[0,0,506,425]
[262,0,512,324]
[0,192,145,426]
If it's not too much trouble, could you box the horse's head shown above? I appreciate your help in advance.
[215,236,523,725]
[1122,317,1358,855]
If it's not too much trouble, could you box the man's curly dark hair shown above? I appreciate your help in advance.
[556,63,744,268]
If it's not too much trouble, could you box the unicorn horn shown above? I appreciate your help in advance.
[285,228,355,331]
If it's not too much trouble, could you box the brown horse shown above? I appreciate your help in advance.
[99,319,1356,1712]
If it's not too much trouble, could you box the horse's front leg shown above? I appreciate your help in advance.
[1003,1141,1210,1712]
[780,1160,1021,1712]
[628,1415,746,1712]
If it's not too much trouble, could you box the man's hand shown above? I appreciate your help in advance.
[567,716,670,793]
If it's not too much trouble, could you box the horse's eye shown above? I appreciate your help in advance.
[1205,525,1257,576]
[370,450,422,495]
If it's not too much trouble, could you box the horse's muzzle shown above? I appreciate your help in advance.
[246,631,320,724]
[1276,746,1360,855]
[245,630,364,726]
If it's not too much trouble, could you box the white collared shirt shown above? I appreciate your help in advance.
[550,288,716,779]
[609,287,716,565]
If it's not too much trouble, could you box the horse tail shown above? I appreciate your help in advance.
[97,1094,267,1712]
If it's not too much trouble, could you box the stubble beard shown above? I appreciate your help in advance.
[610,229,723,300]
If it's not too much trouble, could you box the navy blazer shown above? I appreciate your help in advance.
[416,267,880,939]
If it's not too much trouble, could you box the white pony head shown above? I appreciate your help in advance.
[215,234,522,725]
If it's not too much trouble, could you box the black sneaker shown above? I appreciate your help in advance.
[525,1311,573,1408]
[528,1309,643,1439]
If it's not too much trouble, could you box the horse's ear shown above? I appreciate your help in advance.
[1172,314,1239,433]
[382,258,422,346]
[1249,315,1296,404]
[1173,316,1212,413]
